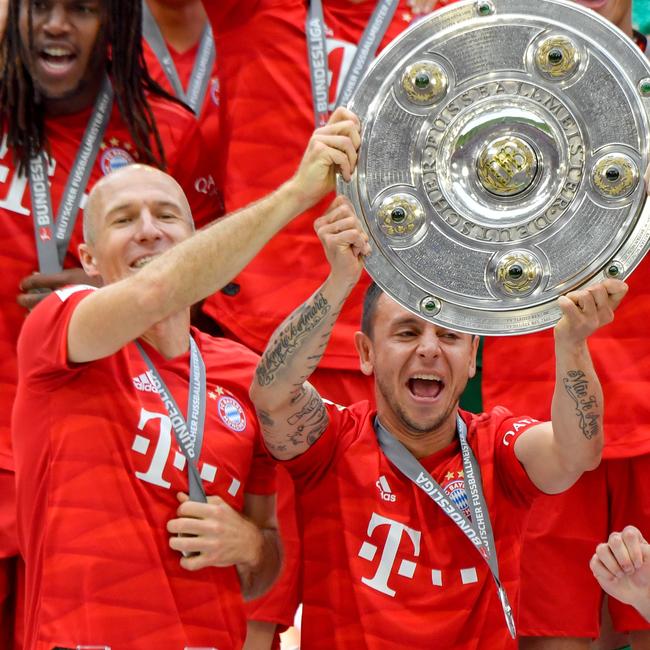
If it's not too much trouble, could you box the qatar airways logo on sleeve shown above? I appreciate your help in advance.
[502,417,538,446]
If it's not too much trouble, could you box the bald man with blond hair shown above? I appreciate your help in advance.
[10,108,361,650]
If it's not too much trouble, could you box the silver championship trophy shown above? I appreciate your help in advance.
[338,0,650,334]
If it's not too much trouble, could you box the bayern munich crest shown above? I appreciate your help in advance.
[443,477,471,519]
[217,396,247,432]
[100,146,135,175]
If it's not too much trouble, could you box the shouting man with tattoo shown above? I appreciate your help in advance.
[250,198,628,649]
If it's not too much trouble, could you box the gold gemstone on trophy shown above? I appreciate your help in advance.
[535,36,580,78]
[377,194,424,238]
[496,252,540,295]
[401,61,448,105]
[477,136,539,197]
[592,154,639,198]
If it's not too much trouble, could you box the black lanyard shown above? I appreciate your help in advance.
[376,415,516,638]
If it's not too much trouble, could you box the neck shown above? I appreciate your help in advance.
[140,310,192,359]
[44,71,105,117]
[379,411,458,459]
[145,0,208,53]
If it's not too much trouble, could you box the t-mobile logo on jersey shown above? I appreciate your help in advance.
[130,407,241,498]
[358,512,421,597]
[358,512,481,597]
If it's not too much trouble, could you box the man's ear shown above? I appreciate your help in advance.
[77,243,100,278]
[354,330,374,377]
[468,335,480,379]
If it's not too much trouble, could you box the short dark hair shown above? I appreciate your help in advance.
[361,281,384,338]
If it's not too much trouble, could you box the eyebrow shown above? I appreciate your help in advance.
[390,316,421,328]
[104,200,182,218]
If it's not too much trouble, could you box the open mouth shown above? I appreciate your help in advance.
[130,255,158,270]
[407,375,444,400]
[38,47,77,72]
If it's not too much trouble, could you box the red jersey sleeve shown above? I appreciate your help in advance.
[280,400,370,489]
[16,286,96,382]
[490,408,544,506]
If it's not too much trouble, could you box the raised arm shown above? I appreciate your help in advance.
[67,108,361,363]
[513,279,628,494]
[250,198,370,460]
[590,526,650,622]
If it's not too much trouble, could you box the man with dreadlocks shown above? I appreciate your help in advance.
[0,1,221,646]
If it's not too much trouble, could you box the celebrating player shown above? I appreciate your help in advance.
[249,198,627,648]
[0,0,223,645]
[11,109,360,649]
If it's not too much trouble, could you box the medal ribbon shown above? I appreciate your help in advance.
[136,336,208,502]
[305,0,399,126]
[375,415,517,639]
[142,0,216,114]
[29,76,113,274]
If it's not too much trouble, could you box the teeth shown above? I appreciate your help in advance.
[132,256,157,269]
[411,374,442,382]
[44,47,73,57]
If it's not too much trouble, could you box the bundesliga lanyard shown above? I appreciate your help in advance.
[142,0,216,115]
[28,76,113,274]
[136,336,208,503]
[305,0,399,127]
[375,415,517,639]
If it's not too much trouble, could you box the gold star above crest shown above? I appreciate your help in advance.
[445,471,455,481]
[109,137,120,147]
[208,391,218,401]
[457,470,464,478]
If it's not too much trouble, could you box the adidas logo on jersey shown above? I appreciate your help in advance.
[132,371,158,393]
[376,475,396,503]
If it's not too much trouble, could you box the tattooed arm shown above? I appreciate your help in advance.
[513,279,628,494]
[250,198,371,460]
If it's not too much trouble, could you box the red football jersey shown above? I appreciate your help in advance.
[202,0,418,369]
[282,402,541,648]
[12,287,275,650]
[0,97,222,474]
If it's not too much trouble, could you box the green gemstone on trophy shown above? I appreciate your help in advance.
[508,265,523,280]
[548,48,564,65]
[605,167,620,182]
[415,72,430,89]
[607,264,620,277]
[391,207,407,223]
[478,2,492,15]
[640,80,650,96]
[422,298,438,312]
